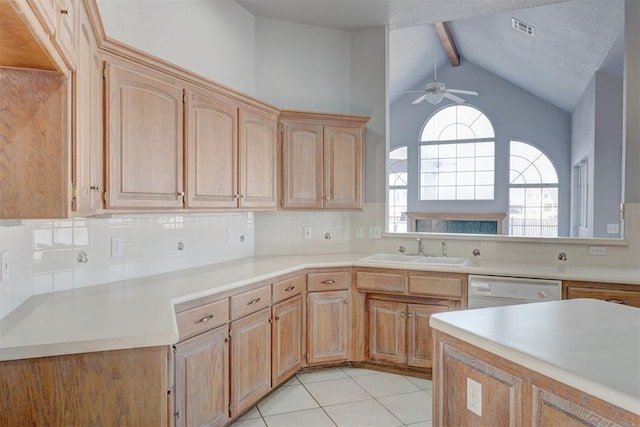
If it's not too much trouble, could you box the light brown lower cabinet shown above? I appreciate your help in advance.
[307,290,350,365]
[368,299,450,368]
[564,280,640,308]
[230,307,272,417]
[173,325,229,427]
[0,346,168,426]
[433,330,639,426]
[272,294,303,386]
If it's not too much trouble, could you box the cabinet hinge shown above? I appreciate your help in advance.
[102,191,107,205]
[102,66,106,80]
[173,410,180,418]
[71,184,77,201]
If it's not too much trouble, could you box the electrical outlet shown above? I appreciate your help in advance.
[110,237,123,257]
[303,227,312,240]
[588,246,607,256]
[355,227,363,239]
[466,377,482,416]
[606,223,619,234]
[1,251,9,282]
[368,226,382,239]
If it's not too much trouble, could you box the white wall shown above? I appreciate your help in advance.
[624,0,640,204]
[254,16,351,112]
[97,0,256,95]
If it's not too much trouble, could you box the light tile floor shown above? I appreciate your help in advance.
[230,367,433,427]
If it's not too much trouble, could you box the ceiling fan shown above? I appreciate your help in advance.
[400,64,479,105]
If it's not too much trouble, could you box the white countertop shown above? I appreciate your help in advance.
[0,253,638,362]
[430,299,640,414]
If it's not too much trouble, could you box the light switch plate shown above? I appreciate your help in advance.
[606,223,619,234]
[355,227,363,239]
[303,227,312,240]
[1,251,9,282]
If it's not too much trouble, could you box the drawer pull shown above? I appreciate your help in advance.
[247,298,261,305]
[321,280,337,285]
[194,314,214,324]
[605,299,628,305]
[284,286,296,292]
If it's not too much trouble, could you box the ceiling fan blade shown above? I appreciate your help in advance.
[444,92,466,103]
[394,90,426,94]
[447,88,479,96]
[411,95,427,104]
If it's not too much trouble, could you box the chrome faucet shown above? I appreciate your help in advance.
[417,238,425,256]
[441,241,447,257]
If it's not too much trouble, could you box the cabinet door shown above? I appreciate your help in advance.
[407,303,450,368]
[56,0,77,68]
[230,308,272,417]
[239,108,277,209]
[307,290,349,365]
[281,122,324,209]
[185,90,238,209]
[272,295,303,386]
[73,3,103,215]
[105,60,184,209]
[174,325,229,427]
[369,300,407,365]
[323,125,363,209]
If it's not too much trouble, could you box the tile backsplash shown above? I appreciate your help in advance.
[2,202,638,319]
[0,213,255,319]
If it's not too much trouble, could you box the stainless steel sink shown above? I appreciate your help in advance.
[359,253,468,266]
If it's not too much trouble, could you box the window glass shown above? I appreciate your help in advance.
[419,105,495,201]
[509,141,559,237]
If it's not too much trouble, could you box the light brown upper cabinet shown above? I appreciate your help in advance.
[280,110,369,210]
[238,107,278,209]
[72,2,103,215]
[185,90,239,209]
[104,58,185,210]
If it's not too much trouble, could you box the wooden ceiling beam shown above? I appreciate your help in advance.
[434,21,460,67]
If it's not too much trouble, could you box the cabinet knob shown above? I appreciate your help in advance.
[344,299,348,304]
[178,191,185,197]
[325,196,330,201]
[407,313,414,319]
[400,312,406,318]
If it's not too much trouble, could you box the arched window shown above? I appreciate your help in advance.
[420,105,495,200]
[388,146,408,232]
[509,141,559,237]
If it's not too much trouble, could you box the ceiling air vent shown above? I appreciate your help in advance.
[511,17,535,36]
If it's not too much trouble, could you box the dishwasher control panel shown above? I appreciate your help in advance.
[468,275,562,306]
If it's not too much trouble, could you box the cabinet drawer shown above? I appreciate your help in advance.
[308,271,350,292]
[176,299,229,341]
[408,275,463,298]
[232,285,271,320]
[273,275,304,303]
[566,287,640,308]
[356,271,405,293]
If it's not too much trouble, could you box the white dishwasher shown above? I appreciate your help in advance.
[468,275,562,308]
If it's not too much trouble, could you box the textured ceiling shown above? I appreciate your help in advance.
[237,0,625,112]
[235,0,569,31]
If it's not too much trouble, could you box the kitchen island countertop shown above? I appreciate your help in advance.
[430,298,640,414]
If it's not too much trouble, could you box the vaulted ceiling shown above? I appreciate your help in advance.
[237,0,625,112]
